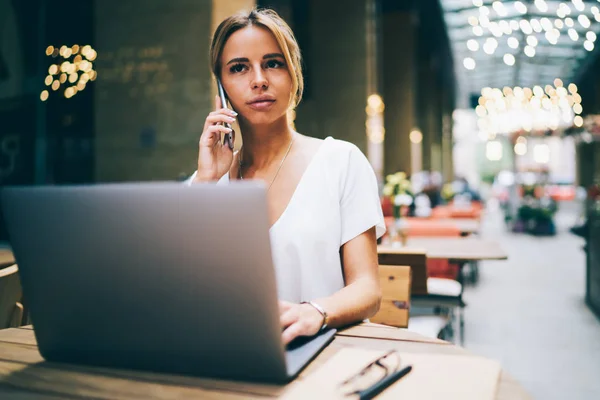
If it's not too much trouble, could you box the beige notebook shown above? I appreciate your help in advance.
[283,348,501,400]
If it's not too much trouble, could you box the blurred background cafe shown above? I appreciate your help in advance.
[1,0,600,399]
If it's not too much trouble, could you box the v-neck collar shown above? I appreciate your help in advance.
[269,136,332,231]
[223,137,333,231]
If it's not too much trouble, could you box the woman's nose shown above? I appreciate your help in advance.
[251,68,268,89]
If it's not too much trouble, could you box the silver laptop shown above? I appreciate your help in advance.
[1,182,335,382]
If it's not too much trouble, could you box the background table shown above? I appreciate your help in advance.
[0,247,15,268]
[379,237,508,262]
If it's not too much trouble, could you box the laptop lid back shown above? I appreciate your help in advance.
[1,182,289,381]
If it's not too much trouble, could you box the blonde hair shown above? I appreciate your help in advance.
[210,8,304,110]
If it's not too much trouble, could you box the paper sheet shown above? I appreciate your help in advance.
[283,348,501,400]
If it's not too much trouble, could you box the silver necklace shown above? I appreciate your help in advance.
[238,134,295,191]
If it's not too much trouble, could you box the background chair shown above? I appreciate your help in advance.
[377,251,465,343]
[0,264,23,329]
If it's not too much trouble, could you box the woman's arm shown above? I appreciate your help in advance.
[280,227,381,345]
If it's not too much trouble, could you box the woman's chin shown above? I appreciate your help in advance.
[244,112,287,127]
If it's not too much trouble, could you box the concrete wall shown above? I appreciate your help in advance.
[293,0,370,153]
[94,0,214,182]
[382,12,415,176]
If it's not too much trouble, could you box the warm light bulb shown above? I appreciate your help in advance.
[410,129,423,144]
[467,39,479,51]
[525,46,536,57]
[503,53,516,66]
[527,36,538,47]
[578,15,591,29]
[464,57,476,70]
[554,19,564,29]
[534,0,548,12]
[568,83,578,94]
[514,1,527,14]
[514,142,527,156]
[587,31,597,42]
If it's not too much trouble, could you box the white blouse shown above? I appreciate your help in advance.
[188,136,385,302]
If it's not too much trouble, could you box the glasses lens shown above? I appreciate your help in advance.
[341,351,401,395]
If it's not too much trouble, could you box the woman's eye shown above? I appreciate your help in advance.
[229,64,246,73]
[265,60,284,69]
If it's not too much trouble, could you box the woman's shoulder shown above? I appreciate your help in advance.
[322,137,370,169]
[298,135,362,161]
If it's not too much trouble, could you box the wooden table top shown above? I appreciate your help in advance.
[0,324,530,399]
[379,237,508,261]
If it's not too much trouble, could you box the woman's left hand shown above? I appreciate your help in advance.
[279,301,325,345]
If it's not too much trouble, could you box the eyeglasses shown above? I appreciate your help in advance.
[339,350,412,400]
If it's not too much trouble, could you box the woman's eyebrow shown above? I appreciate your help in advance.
[226,57,249,65]
[226,53,284,65]
[263,53,284,59]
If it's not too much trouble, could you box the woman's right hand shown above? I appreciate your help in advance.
[194,95,238,182]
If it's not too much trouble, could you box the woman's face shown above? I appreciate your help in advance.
[219,26,293,126]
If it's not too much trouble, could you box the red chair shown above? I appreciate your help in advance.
[403,220,461,280]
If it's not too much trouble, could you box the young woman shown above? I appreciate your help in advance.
[188,8,385,345]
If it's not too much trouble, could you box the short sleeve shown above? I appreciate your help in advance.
[339,144,386,245]
[183,171,229,186]
[183,171,197,186]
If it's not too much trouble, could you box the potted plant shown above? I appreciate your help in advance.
[383,172,414,245]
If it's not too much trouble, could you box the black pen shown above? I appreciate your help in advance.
[358,365,413,400]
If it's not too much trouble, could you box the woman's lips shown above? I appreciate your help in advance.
[248,99,275,111]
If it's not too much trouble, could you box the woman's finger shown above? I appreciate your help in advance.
[280,309,298,329]
[279,301,293,315]
[282,322,305,346]
[206,113,236,126]
[199,125,232,147]
[215,94,221,111]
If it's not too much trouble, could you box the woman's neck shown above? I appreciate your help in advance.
[238,115,295,170]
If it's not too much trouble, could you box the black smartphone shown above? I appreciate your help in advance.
[217,79,234,150]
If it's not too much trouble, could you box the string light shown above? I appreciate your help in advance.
[503,53,516,66]
[467,39,479,51]
[514,1,527,14]
[584,40,595,51]
[477,81,584,136]
[463,57,476,70]
[463,0,600,60]
[40,44,97,101]
[525,46,536,57]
